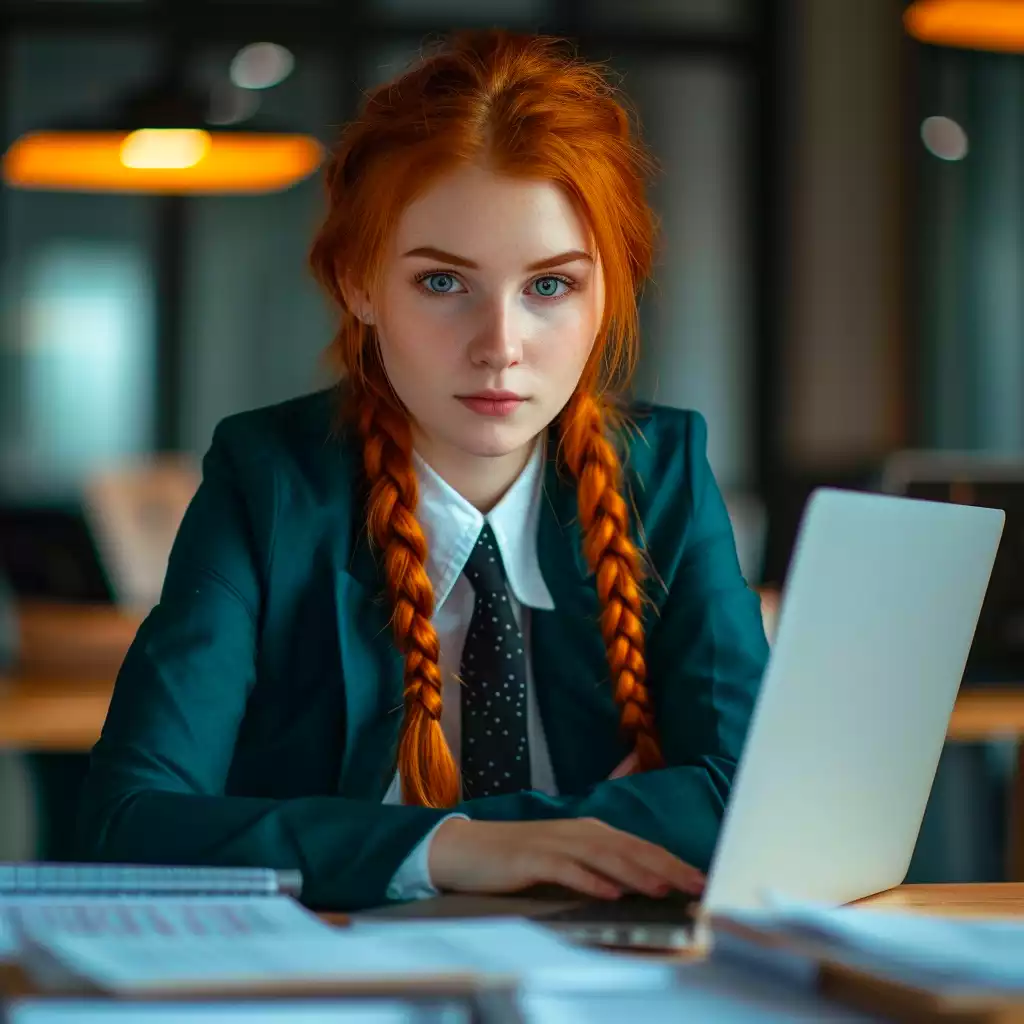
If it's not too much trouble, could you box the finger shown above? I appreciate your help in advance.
[574,847,675,897]
[572,822,705,893]
[621,843,705,894]
[535,855,622,901]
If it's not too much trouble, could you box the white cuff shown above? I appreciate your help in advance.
[385,813,470,902]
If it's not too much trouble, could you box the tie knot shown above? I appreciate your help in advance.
[463,524,508,593]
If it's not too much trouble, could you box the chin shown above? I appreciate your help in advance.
[451,422,539,459]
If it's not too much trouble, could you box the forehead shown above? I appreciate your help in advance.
[392,163,591,264]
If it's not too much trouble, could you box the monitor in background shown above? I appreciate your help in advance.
[881,451,1024,683]
[0,504,115,605]
[0,455,199,613]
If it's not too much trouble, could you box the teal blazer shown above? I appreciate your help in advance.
[78,389,769,911]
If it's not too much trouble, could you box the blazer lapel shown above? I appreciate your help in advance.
[531,455,631,794]
[330,444,406,800]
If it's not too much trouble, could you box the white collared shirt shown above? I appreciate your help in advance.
[383,440,558,899]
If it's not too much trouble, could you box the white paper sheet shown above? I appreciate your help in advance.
[22,932,473,993]
[349,917,678,991]
[520,960,879,1023]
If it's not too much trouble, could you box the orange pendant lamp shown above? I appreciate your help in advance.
[2,78,324,195]
[904,0,1024,53]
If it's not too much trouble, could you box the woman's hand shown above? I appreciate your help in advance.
[427,817,705,900]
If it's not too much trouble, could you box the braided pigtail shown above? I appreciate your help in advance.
[560,390,665,772]
[355,386,460,807]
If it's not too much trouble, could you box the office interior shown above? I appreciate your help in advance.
[0,0,1021,887]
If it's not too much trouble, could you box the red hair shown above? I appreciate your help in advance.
[310,29,663,807]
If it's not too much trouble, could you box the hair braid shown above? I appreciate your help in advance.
[355,385,460,807]
[561,390,665,772]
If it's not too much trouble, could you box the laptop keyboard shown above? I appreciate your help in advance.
[539,891,697,925]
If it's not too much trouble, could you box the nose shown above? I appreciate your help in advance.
[467,295,523,370]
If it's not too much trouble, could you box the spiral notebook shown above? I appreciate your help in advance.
[0,864,302,899]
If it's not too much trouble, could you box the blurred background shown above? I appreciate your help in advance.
[0,0,1022,886]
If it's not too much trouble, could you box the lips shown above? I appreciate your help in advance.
[457,392,525,418]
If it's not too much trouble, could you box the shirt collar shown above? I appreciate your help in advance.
[413,441,555,613]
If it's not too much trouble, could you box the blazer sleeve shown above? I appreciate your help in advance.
[77,423,448,911]
[454,412,769,873]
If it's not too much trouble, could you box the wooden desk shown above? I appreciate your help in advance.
[859,882,1024,918]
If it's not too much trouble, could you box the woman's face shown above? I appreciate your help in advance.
[362,164,605,474]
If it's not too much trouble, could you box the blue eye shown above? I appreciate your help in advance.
[420,273,462,294]
[531,276,570,299]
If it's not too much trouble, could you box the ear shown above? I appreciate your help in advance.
[339,276,376,326]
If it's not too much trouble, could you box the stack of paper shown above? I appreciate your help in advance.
[12,905,675,998]
[709,897,1024,1020]
[757,898,1024,991]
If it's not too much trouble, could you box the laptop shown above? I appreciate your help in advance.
[880,450,1024,682]
[532,487,1004,946]
[364,488,1003,947]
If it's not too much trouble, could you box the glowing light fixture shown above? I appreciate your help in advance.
[120,128,211,170]
[230,42,295,90]
[904,0,1024,53]
[2,80,324,195]
[920,115,969,161]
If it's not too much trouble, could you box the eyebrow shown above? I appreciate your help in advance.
[401,246,593,272]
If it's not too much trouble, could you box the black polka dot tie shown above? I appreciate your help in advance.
[460,523,531,798]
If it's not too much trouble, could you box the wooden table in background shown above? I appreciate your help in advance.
[0,602,139,752]
[0,675,116,752]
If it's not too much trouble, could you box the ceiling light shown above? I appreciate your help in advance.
[2,79,323,195]
[921,116,969,161]
[905,0,1024,53]
[230,42,295,90]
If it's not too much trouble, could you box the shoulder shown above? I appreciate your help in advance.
[210,388,340,466]
[617,401,711,500]
[203,388,362,524]
[614,402,724,584]
[210,387,355,479]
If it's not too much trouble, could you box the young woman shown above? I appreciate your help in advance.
[78,29,769,911]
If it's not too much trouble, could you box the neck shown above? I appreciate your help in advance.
[413,433,538,513]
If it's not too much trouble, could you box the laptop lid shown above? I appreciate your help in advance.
[702,488,1003,913]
